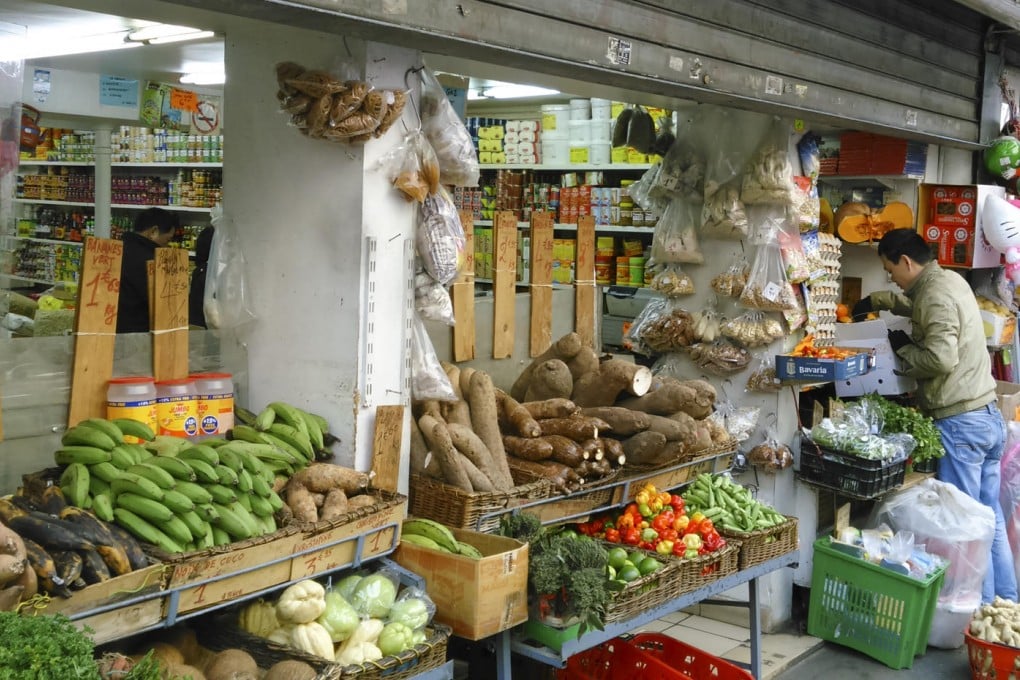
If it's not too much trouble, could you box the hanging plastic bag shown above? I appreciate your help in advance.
[791,177,820,232]
[653,114,706,201]
[870,478,995,614]
[690,302,721,343]
[626,106,656,154]
[204,206,257,335]
[419,66,479,187]
[748,425,793,472]
[720,310,784,348]
[739,238,800,313]
[376,129,441,203]
[410,310,457,401]
[688,340,753,376]
[777,220,811,284]
[741,117,797,206]
[648,263,695,296]
[628,164,670,213]
[651,198,704,264]
[710,254,750,298]
[708,395,760,442]
[746,353,782,393]
[626,298,698,353]
[417,187,465,286]
[414,265,455,326]
[701,184,749,241]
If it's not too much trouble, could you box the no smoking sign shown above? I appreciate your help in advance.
[191,99,221,134]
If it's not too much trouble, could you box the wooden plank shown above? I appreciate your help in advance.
[529,211,555,357]
[68,237,123,426]
[370,405,404,493]
[152,248,191,381]
[289,500,404,580]
[0,387,4,442]
[147,260,155,330]
[492,211,518,359]
[574,215,596,347]
[452,211,476,361]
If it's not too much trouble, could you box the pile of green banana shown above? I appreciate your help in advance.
[56,417,291,554]
[400,518,482,560]
[234,401,338,467]
[0,488,148,597]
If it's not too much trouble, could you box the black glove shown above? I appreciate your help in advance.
[852,296,874,320]
[888,329,912,353]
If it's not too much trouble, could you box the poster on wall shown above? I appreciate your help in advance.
[139,81,221,134]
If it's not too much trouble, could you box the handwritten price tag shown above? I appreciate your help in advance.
[79,238,123,332]
[170,88,199,112]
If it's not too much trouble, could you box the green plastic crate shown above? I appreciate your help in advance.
[807,537,946,669]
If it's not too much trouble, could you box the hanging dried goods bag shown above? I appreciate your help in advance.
[650,198,705,265]
[626,106,657,155]
[419,66,479,187]
[739,239,800,313]
[740,118,797,206]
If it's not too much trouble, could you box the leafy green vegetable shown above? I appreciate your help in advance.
[860,393,945,463]
[0,612,100,680]
[498,512,545,544]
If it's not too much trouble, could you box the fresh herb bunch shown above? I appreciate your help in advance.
[0,612,100,680]
[860,393,945,463]
[498,511,545,545]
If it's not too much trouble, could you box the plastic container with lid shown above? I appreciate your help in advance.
[107,377,158,442]
[191,372,234,437]
[540,105,571,138]
[155,378,199,438]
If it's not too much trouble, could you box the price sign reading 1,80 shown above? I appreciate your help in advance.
[83,239,123,326]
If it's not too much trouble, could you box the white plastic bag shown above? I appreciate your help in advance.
[204,206,257,335]
[410,311,457,401]
[871,479,994,612]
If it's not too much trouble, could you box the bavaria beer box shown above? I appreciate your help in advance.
[775,349,871,382]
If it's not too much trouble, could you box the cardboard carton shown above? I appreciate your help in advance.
[918,184,1004,268]
[833,318,916,397]
[996,380,1020,422]
[394,526,528,640]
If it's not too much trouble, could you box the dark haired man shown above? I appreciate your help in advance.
[117,207,178,333]
[853,228,1016,603]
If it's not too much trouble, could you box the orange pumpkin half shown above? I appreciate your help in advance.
[837,201,914,244]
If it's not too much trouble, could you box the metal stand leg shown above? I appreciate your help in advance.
[748,576,762,680]
[495,630,513,680]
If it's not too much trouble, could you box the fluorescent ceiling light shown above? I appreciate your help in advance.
[147,30,215,45]
[468,83,560,100]
[127,24,204,42]
[0,31,141,61]
[180,71,225,85]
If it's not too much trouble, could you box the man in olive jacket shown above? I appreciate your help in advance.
[854,228,1016,603]
[116,207,178,334]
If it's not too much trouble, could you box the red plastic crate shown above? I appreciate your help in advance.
[557,637,691,680]
[628,633,755,680]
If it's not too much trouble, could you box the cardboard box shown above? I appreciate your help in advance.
[918,184,1005,268]
[996,380,1020,422]
[833,318,916,397]
[775,349,871,382]
[394,526,528,640]
[981,310,1017,347]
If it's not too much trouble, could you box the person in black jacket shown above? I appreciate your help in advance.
[189,226,215,328]
[116,207,178,333]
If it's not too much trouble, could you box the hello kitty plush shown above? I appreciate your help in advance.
[982,194,1020,284]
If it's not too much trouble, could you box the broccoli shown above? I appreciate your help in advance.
[529,549,565,596]
[499,511,544,544]
[562,535,608,571]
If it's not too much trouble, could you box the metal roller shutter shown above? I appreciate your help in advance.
[164,0,990,147]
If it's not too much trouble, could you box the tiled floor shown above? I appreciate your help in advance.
[630,608,825,680]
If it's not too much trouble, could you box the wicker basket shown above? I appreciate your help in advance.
[719,516,798,569]
[409,474,552,533]
[673,542,740,594]
[603,550,682,624]
[196,615,451,679]
[511,468,620,524]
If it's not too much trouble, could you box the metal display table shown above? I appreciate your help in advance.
[492,550,801,680]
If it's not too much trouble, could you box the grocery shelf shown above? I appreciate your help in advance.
[8,236,85,247]
[112,162,223,168]
[475,277,572,290]
[2,274,70,286]
[472,219,654,234]
[19,159,93,166]
[111,203,214,213]
[479,163,652,171]
[506,550,800,680]
[14,198,95,207]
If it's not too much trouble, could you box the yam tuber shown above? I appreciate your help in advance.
[578,438,604,461]
[418,414,472,491]
[621,431,670,466]
[0,525,26,586]
[0,584,23,612]
[467,371,515,489]
[440,399,473,428]
[579,407,651,436]
[618,382,699,416]
[542,435,585,467]
[510,332,584,400]
[678,378,717,419]
[571,359,652,407]
[522,398,579,419]
[446,423,509,490]
[290,463,371,495]
[441,362,464,399]
[565,346,600,381]
[507,457,582,494]
[287,484,319,522]
[495,389,541,438]
[410,419,442,479]
[523,359,574,402]
[310,492,326,508]
[413,399,444,423]
[644,414,696,442]
[457,453,496,492]
[458,367,477,398]
[346,494,379,510]
[319,489,349,522]
[537,414,610,441]
[503,436,554,461]
[601,437,627,466]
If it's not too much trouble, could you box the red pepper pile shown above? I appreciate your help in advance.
[576,483,727,560]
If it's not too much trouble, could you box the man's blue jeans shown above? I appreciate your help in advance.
[936,402,1017,604]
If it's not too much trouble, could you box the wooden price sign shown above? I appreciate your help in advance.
[288,501,403,580]
[370,405,404,493]
[492,211,518,359]
[575,215,596,347]
[452,210,476,361]
[152,248,190,381]
[529,211,554,357]
[68,238,123,426]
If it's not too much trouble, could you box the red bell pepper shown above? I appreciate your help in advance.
[622,527,641,545]
[670,494,685,514]
[604,527,620,543]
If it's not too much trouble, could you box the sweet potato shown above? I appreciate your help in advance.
[447,423,507,490]
[542,435,584,467]
[418,414,472,491]
[571,359,652,407]
[467,371,514,488]
[620,431,669,466]
[507,456,582,494]
[504,435,554,461]
[579,407,650,436]
[457,453,495,492]
[510,332,584,400]
[538,415,610,441]
[524,359,574,402]
[522,398,579,419]
[319,489,349,521]
[495,389,541,438]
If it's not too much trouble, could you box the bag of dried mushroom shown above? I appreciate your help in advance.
[420,66,479,187]
[740,117,797,207]
[739,237,800,313]
[651,197,704,264]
